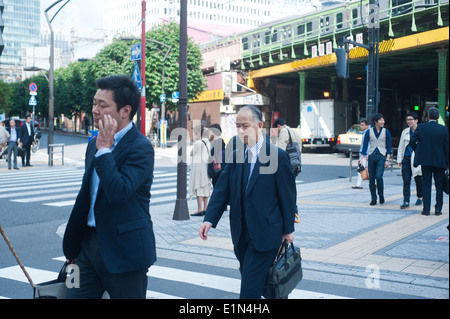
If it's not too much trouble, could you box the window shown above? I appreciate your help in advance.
[336,13,343,29]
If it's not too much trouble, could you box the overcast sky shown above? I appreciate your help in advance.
[40,0,104,59]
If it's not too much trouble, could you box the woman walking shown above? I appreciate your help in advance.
[190,125,211,216]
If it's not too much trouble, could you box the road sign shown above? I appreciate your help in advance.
[29,83,37,92]
[160,94,166,103]
[172,91,179,103]
[131,43,142,61]
[132,62,142,92]
[29,95,37,106]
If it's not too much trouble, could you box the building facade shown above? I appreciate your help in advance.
[0,0,40,82]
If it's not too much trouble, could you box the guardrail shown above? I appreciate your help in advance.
[48,143,64,166]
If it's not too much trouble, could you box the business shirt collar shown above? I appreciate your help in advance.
[113,121,133,147]
[246,134,264,160]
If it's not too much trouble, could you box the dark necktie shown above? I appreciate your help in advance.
[242,149,252,194]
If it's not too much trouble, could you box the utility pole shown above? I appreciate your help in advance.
[366,0,380,121]
[335,0,379,121]
[140,0,146,136]
[173,0,189,220]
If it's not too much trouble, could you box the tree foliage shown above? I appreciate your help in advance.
[6,22,205,119]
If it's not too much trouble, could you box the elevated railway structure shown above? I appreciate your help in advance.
[201,0,448,139]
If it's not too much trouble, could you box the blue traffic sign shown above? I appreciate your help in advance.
[160,94,166,102]
[172,91,179,100]
[29,95,37,106]
[131,43,142,61]
[132,62,142,92]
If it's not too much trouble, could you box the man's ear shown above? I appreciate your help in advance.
[120,105,132,119]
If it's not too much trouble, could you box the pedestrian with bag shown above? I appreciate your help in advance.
[397,112,422,209]
[6,119,20,170]
[190,124,211,217]
[360,113,392,206]
[63,75,157,299]
[409,107,449,216]
[353,119,370,189]
[199,105,297,299]
[19,114,35,167]
[209,123,225,187]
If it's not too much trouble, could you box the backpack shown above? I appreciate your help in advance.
[285,129,302,176]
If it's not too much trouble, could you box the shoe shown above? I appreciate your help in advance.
[415,199,422,205]
[421,210,430,216]
[379,196,385,204]
[400,202,409,209]
[370,200,377,206]
[25,164,33,167]
[14,167,19,170]
[435,210,442,216]
[352,186,363,189]
[190,211,205,217]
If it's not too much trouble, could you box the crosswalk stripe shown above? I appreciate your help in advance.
[12,193,80,203]
[0,167,190,208]
[0,262,350,299]
[0,181,82,193]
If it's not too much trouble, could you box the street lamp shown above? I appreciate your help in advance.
[173,0,189,221]
[146,39,171,148]
[44,0,71,166]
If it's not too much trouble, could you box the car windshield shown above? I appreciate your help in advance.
[348,125,362,134]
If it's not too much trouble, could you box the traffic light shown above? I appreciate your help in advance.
[335,47,348,79]
[0,0,4,56]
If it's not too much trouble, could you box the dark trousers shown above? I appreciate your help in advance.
[421,165,445,213]
[368,150,386,201]
[22,141,31,166]
[66,229,148,299]
[234,223,278,299]
[7,141,18,169]
[401,157,423,202]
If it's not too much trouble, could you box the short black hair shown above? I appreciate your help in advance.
[273,118,286,127]
[209,123,222,133]
[405,112,419,120]
[427,107,440,120]
[95,75,140,120]
[359,119,369,126]
[372,113,384,124]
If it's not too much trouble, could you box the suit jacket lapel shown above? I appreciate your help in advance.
[244,141,268,197]
[110,123,137,159]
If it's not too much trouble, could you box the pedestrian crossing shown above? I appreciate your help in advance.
[0,167,187,209]
[0,255,351,299]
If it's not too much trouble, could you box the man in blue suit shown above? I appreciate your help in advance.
[199,105,297,299]
[63,75,156,299]
[409,107,449,216]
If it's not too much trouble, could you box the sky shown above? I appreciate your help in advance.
[40,0,104,59]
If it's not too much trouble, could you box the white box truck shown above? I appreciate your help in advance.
[300,99,351,149]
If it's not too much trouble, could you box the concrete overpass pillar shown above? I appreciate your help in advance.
[437,48,448,125]
[299,72,307,127]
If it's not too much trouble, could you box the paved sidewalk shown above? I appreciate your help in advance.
[2,145,448,298]
[149,156,449,298]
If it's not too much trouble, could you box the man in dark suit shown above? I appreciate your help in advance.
[199,105,297,299]
[409,107,449,216]
[63,75,156,299]
[6,119,20,170]
[19,114,34,167]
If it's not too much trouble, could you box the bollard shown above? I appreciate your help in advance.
[349,149,353,182]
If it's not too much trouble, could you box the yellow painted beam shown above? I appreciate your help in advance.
[248,27,449,81]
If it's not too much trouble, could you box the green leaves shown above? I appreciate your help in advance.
[4,22,205,119]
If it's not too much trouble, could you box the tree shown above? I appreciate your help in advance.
[144,22,206,112]
[0,80,13,115]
